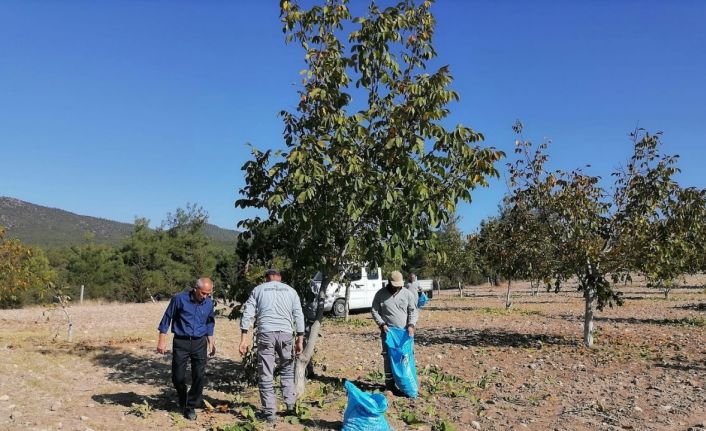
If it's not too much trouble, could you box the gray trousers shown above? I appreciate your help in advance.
[257,331,296,414]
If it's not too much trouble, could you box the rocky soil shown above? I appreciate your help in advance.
[0,279,704,430]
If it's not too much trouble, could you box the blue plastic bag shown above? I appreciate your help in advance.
[342,380,391,431]
[384,326,418,398]
[417,292,429,308]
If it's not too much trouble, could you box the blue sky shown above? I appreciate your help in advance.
[1,1,705,233]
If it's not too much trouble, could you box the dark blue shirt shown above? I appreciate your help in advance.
[158,290,215,337]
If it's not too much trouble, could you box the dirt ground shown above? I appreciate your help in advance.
[0,278,704,431]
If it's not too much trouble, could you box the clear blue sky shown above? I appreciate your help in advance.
[1,1,705,233]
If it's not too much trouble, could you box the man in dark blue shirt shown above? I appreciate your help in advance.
[157,277,216,420]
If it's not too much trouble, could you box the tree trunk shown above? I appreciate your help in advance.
[344,282,351,321]
[458,281,463,297]
[60,303,73,342]
[294,273,330,398]
[146,287,156,303]
[583,288,595,347]
[505,279,512,309]
[436,277,441,296]
[294,318,321,397]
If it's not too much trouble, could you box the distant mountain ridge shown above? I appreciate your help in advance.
[0,197,238,248]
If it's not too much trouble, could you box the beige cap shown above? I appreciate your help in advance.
[389,270,404,287]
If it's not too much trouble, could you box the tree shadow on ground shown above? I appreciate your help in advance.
[655,362,706,373]
[89,347,245,411]
[423,303,559,312]
[517,300,570,305]
[346,308,372,316]
[415,328,577,348]
[92,390,173,410]
[300,418,343,430]
[422,305,478,312]
[594,316,704,326]
[92,390,250,416]
[616,290,667,296]
[310,372,383,393]
[677,303,706,312]
[680,285,706,290]
[621,296,665,301]
[309,372,345,387]
[436,293,503,299]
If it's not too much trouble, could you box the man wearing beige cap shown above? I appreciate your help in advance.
[371,270,419,392]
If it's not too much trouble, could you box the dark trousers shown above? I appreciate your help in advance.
[380,329,393,386]
[172,336,207,409]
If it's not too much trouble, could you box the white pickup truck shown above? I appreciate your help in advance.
[310,266,433,317]
[417,279,434,298]
[310,266,385,317]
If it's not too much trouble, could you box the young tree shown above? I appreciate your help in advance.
[510,124,625,347]
[508,124,702,347]
[237,0,503,394]
[477,201,555,307]
[428,219,477,297]
[613,132,706,298]
[476,215,513,308]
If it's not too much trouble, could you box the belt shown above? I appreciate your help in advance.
[174,335,206,340]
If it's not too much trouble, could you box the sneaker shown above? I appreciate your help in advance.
[385,382,405,397]
[183,408,197,420]
[256,411,277,423]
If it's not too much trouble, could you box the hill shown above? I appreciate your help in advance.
[0,197,238,248]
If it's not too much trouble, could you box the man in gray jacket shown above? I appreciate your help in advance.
[239,269,305,423]
[371,270,418,393]
[405,273,421,297]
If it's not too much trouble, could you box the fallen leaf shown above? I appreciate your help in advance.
[203,399,215,412]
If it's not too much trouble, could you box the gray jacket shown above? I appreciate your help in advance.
[405,281,421,295]
[240,281,305,335]
[371,285,419,329]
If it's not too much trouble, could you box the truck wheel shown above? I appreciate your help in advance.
[332,299,346,317]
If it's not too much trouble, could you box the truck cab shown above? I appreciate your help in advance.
[310,265,385,317]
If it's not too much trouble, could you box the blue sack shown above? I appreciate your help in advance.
[342,380,391,431]
[384,326,418,398]
[417,292,429,308]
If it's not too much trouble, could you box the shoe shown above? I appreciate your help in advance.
[385,382,405,397]
[183,408,197,420]
[256,411,277,423]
